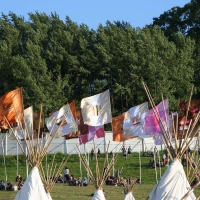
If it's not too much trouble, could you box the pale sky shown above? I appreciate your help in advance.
[1,0,190,29]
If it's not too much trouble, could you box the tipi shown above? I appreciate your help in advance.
[124,179,137,200]
[143,83,198,200]
[39,153,69,200]
[76,143,118,200]
[8,106,69,200]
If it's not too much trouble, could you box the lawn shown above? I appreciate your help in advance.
[0,152,200,199]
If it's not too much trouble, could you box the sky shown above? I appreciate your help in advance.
[1,0,190,30]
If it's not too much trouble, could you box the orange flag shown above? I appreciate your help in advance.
[0,88,24,129]
[112,115,135,142]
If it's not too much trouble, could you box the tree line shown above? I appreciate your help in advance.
[0,4,198,118]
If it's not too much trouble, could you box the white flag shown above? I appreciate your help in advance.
[81,90,112,126]
[9,106,33,140]
[123,102,149,138]
[45,104,77,137]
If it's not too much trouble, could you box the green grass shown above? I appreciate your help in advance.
[0,152,200,199]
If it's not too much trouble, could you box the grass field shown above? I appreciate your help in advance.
[0,152,200,199]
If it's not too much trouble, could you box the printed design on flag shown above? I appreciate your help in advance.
[81,90,112,126]
[123,102,148,138]
[143,99,169,135]
[45,104,77,137]
[55,114,68,127]
[79,125,105,145]
[131,116,140,126]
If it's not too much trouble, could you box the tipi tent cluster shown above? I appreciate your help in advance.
[143,83,199,200]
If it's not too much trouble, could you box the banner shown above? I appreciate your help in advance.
[81,90,112,126]
[0,88,24,129]
[79,125,105,144]
[45,104,77,137]
[123,102,148,138]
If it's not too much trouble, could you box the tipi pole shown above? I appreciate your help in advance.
[153,150,158,183]
[158,150,162,179]
[16,139,18,176]
[139,151,142,184]
[2,141,7,181]
[79,145,82,179]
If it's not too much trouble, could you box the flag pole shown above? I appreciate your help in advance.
[139,151,142,184]
[79,144,82,179]
[16,137,18,176]
[2,138,7,182]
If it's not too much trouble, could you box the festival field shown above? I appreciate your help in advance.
[0,152,200,199]
[0,182,200,200]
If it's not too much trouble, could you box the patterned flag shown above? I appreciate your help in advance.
[112,115,135,142]
[45,104,77,137]
[64,108,89,140]
[9,106,33,140]
[0,88,24,129]
[64,101,79,140]
[143,99,169,135]
[81,90,112,126]
[123,102,148,138]
[177,99,200,139]
[153,113,174,145]
[79,125,105,145]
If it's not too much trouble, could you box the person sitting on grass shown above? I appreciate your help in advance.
[18,180,24,190]
[0,180,5,190]
[68,175,76,186]
[76,177,82,186]
[15,175,22,183]
[56,174,64,183]
[82,177,88,186]
[106,175,114,186]
[6,181,14,191]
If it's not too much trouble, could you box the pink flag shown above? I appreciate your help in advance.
[79,125,105,145]
[143,99,169,135]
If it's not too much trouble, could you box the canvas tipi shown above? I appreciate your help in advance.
[39,153,69,200]
[123,179,137,200]
[76,142,118,200]
[6,105,69,200]
[143,83,199,200]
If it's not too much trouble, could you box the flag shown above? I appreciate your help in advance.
[9,106,33,140]
[64,101,79,140]
[81,89,112,126]
[64,108,88,140]
[33,110,44,131]
[173,112,199,139]
[0,88,24,129]
[112,115,135,142]
[123,102,148,138]
[45,104,77,137]
[143,99,169,135]
[79,125,105,145]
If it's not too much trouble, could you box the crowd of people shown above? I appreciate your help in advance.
[0,175,24,191]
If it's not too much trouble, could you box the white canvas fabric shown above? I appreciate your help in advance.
[92,190,106,200]
[124,192,135,200]
[149,158,196,200]
[9,106,33,140]
[123,102,148,138]
[47,192,53,200]
[81,90,112,126]
[45,104,77,137]
[14,167,49,200]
